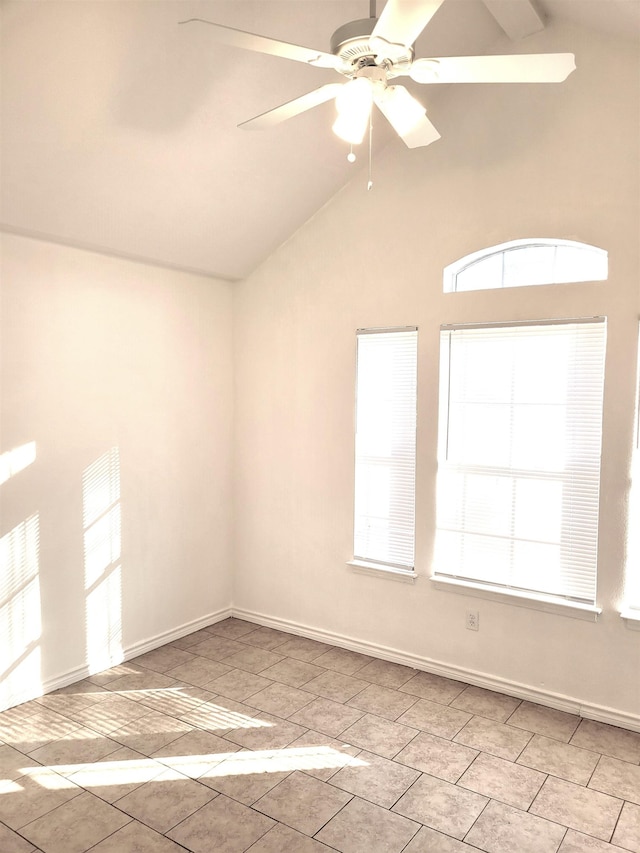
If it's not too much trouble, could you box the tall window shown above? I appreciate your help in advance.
[435,318,606,605]
[353,328,417,573]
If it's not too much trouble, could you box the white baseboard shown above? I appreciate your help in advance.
[0,606,232,713]
[232,607,640,734]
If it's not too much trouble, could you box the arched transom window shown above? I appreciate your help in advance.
[444,238,608,293]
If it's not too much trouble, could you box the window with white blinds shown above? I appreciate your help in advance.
[434,318,606,605]
[353,328,417,572]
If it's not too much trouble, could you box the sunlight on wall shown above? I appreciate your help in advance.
[0,514,42,709]
[0,441,37,486]
[19,746,367,790]
[83,449,123,674]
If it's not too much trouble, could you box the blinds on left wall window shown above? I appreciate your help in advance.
[353,327,418,571]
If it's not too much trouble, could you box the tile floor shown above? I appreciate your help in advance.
[0,617,639,853]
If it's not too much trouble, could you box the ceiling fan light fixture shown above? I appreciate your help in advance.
[377,85,425,135]
[332,77,373,145]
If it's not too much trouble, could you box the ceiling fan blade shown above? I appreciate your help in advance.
[238,84,344,130]
[374,85,440,148]
[179,18,340,69]
[409,53,576,84]
[372,0,445,47]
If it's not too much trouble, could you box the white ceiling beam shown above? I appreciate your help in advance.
[482,0,545,40]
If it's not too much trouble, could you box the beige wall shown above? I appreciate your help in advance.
[233,21,640,723]
[1,233,234,709]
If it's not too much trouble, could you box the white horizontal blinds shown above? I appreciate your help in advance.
[435,319,606,604]
[354,328,417,570]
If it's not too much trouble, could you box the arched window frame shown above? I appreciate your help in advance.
[443,238,608,294]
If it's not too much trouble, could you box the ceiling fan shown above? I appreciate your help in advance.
[180,0,575,150]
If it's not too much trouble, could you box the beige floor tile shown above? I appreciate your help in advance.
[347,683,417,721]
[67,694,152,735]
[392,772,487,839]
[399,672,466,704]
[330,749,419,807]
[454,715,532,761]
[89,819,189,852]
[167,793,275,853]
[259,658,326,688]
[507,701,580,743]
[559,829,630,852]
[20,790,131,853]
[135,685,211,718]
[179,696,265,736]
[451,686,521,723]
[88,662,143,687]
[458,751,546,809]
[0,743,41,781]
[109,710,193,755]
[571,719,640,764]
[517,733,600,785]
[341,713,419,759]
[222,647,285,675]
[188,635,246,661]
[248,682,315,717]
[34,693,95,718]
[253,769,352,834]
[26,726,123,771]
[132,645,196,674]
[0,708,83,752]
[246,821,334,851]
[531,774,623,841]
[114,767,216,832]
[171,628,218,650]
[222,711,308,750]
[0,769,81,830]
[403,825,483,852]
[313,648,374,675]
[465,799,566,853]
[275,636,332,662]
[612,801,640,852]
[288,696,364,737]
[199,749,292,804]
[206,668,273,702]
[356,659,417,689]
[65,746,166,803]
[397,698,472,739]
[303,670,369,703]
[207,618,257,640]
[107,671,178,695]
[0,822,38,853]
[590,756,640,805]
[152,729,238,778]
[394,732,477,783]
[316,795,420,853]
[164,656,232,687]
[287,729,363,781]
[240,626,293,651]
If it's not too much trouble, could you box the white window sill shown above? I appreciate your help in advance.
[347,560,418,584]
[620,609,640,631]
[430,575,601,621]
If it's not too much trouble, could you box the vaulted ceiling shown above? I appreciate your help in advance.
[1,0,638,281]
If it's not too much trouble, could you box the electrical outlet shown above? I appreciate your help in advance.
[466,610,479,631]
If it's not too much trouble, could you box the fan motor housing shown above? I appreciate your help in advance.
[330,17,414,76]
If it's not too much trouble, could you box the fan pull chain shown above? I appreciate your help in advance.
[367,109,373,191]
